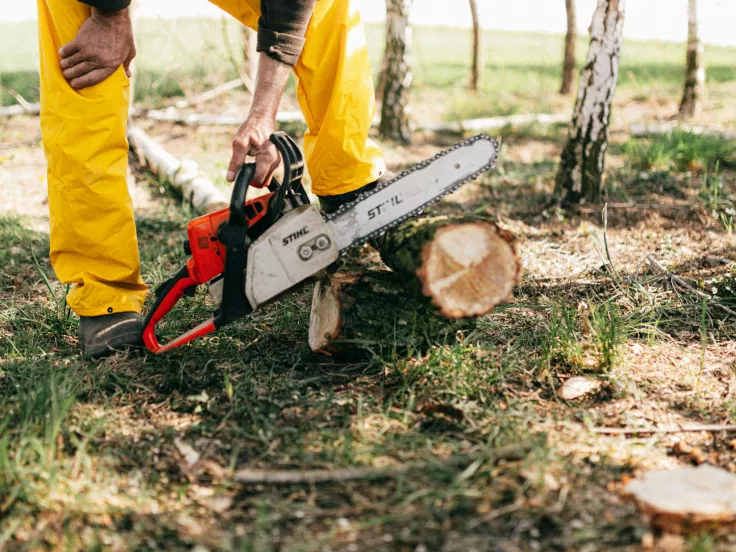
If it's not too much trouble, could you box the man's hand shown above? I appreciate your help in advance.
[227,53,293,188]
[227,116,281,188]
[59,8,135,90]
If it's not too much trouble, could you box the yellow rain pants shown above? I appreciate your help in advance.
[38,0,384,317]
[38,0,147,317]
[208,0,387,195]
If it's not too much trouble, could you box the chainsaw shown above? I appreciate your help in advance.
[142,131,499,354]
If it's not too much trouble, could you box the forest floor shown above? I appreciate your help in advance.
[2,22,736,552]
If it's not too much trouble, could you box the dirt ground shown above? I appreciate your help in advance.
[1,90,736,550]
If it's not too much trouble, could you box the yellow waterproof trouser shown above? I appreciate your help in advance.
[208,0,386,195]
[38,0,384,317]
[38,0,148,317]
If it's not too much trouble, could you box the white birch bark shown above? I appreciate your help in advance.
[127,126,229,213]
[555,0,625,205]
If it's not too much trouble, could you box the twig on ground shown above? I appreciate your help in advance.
[593,424,736,435]
[0,83,33,112]
[234,440,535,485]
[646,255,736,317]
[174,79,245,110]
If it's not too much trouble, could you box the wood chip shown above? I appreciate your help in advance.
[556,376,601,400]
[623,465,736,533]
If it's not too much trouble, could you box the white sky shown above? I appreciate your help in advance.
[1,0,734,46]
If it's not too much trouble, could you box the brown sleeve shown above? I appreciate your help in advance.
[79,0,131,11]
[258,0,318,66]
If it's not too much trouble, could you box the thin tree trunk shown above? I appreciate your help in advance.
[560,0,577,94]
[469,0,484,92]
[242,25,259,90]
[554,0,625,206]
[127,0,138,111]
[376,12,390,101]
[678,0,704,118]
[379,0,414,144]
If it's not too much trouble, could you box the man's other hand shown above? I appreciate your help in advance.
[227,115,281,189]
[59,8,136,90]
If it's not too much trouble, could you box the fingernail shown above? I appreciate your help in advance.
[226,171,234,181]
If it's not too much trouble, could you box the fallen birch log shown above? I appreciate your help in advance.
[420,113,569,134]
[173,79,245,110]
[127,125,228,213]
[0,103,40,117]
[133,108,568,134]
[631,123,735,141]
[309,217,520,354]
[138,108,305,127]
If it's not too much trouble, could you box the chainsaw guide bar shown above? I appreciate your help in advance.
[326,134,499,253]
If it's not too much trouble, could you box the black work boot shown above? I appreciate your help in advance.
[318,172,395,215]
[79,312,144,359]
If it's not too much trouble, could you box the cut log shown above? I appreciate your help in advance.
[127,125,229,213]
[376,216,520,319]
[309,217,520,354]
[308,270,474,355]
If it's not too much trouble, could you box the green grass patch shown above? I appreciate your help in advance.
[623,131,736,172]
[3,20,736,109]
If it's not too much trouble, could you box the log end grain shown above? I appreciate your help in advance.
[417,222,520,318]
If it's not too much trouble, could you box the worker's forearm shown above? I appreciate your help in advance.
[248,53,292,121]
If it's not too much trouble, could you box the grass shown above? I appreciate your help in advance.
[623,131,736,172]
[3,137,736,547]
[3,19,736,110]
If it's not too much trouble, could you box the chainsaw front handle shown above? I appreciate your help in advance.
[142,265,217,354]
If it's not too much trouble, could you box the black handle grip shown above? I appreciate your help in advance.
[229,163,257,227]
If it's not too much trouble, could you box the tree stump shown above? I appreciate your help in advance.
[309,216,520,354]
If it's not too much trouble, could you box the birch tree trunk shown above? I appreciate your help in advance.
[678,0,704,119]
[379,0,414,144]
[560,0,577,94]
[554,0,625,205]
[469,0,484,92]
[242,26,259,89]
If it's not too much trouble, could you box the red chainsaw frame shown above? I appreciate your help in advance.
[142,132,308,354]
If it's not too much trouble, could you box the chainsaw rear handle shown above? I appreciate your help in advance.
[229,163,257,227]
